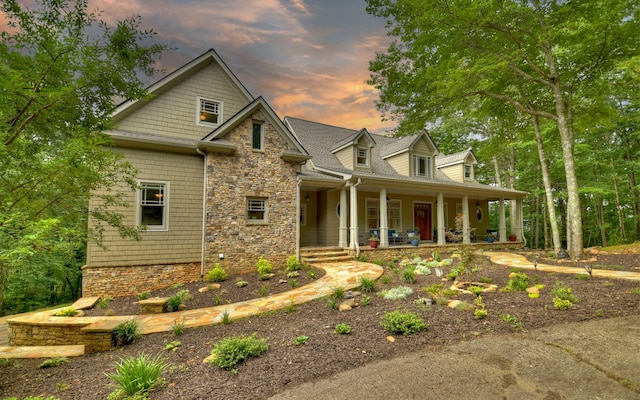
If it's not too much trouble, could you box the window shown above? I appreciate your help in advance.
[356,147,369,167]
[247,197,267,223]
[387,199,401,230]
[464,164,473,180]
[366,198,379,229]
[413,155,432,177]
[366,198,402,230]
[197,97,222,125]
[252,122,263,150]
[138,181,168,231]
[299,204,306,226]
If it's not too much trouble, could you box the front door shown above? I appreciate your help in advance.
[414,203,432,240]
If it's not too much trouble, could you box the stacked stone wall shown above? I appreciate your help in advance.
[82,262,201,297]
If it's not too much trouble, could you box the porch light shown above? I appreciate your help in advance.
[305,193,310,202]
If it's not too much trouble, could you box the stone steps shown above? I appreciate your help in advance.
[301,247,352,264]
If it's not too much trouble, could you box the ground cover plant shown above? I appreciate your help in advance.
[2,248,640,399]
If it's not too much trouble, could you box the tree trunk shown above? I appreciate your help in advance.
[532,116,562,255]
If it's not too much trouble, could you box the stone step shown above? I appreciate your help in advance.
[0,345,85,359]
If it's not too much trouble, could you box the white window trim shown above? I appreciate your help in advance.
[251,121,264,151]
[464,164,473,180]
[196,96,223,127]
[247,197,268,224]
[413,155,432,178]
[356,147,370,167]
[136,180,169,232]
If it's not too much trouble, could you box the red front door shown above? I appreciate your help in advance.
[414,203,432,240]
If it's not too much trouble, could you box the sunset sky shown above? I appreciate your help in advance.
[73,0,397,134]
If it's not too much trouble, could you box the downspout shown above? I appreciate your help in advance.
[196,147,208,277]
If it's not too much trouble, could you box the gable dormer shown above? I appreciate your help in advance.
[381,130,439,178]
[331,128,376,171]
[436,148,478,182]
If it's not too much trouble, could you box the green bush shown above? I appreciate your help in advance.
[106,352,168,398]
[286,255,301,271]
[112,319,142,346]
[474,308,488,319]
[334,323,352,334]
[208,333,269,371]
[403,267,417,284]
[505,272,529,292]
[380,309,427,335]
[331,286,345,299]
[551,282,578,304]
[358,276,376,292]
[256,256,272,275]
[164,290,192,312]
[553,297,572,310]
[468,286,484,296]
[54,307,77,317]
[206,263,228,282]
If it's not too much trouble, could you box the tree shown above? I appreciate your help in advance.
[0,0,166,313]
[366,0,638,259]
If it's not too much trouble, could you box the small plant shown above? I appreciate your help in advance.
[505,272,529,292]
[551,282,578,304]
[358,255,368,262]
[0,358,15,367]
[380,275,392,284]
[380,286,414,300]
[553,297,572,310]
[380,309,428,335]
[468,285,484,296]
[403,267,417,284]
[236,280,248,288]
[334,323,352,334]
[373,259,384,266]
[479,277,493,284]
[441,288,458,297]
[331,286,345,299]
[294,335,309,346]
[631,287,640,296]
[423,283,444,296]
[169,282,184,289]
[528,292,540,299]
[454,301,475,312]
[57,382,71,391]
[327,299,338,310]
[165,289,192,312]
[287,271,300,278]
[207,333,269,372]
[474,308,488,319]
[289,279,298,288]
[136,291,151,300]
[308,270,317,279]
[97,296,113,309]
[164,340,181,352]
[256,256,273,275]
[39,357,68,368]
[473,295,484,307]
[258,283,269,297]
[106,353,169,398]
[575,273,590,281]
[361,295,371,306]
[206,263,228,282]
[286,255,301,271]
[171,320,186,335]
[435,297,449,305]
[54,307,78,317]
[212,294,223,305]
[358,276,376,292]
[221,309,233,325]
[594,309,604,317]
[499,313,525,332]
[112,319,142,346]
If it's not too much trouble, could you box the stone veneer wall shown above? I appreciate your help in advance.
[8,319,117,353]
[82,262,201,297]
[204,110,300,275]
[353,242,524,261]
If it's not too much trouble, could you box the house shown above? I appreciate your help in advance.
[83,49,527,297]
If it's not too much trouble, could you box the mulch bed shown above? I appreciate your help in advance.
[2,250,639,400]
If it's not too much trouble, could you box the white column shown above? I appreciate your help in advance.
[462,194,470,244]
[296,179,301,260]
[380,188,388,247]
[349,183,359,249]
[339,188,348,247]
[437,192,445,246]
[499,198,507,242]
[515,199,524,241]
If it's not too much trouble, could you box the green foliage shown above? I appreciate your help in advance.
[112,319,142,346]
[498,314,525,332]
[164,290,192,312]
[358,276,376,292]
[289,279,297,288]
[97,296,114,309]
[479,277,493,284]
[403,267,417,284]
[206,263,227,282]
[164,340,181,352]
[505,273,530,292]
[474,308,488,319]
[39,357,68,368]
[331,286,345,299]
[423,283,444,296]
[136,291,151,301]
[380,275,392,284]
[106,353,168,398]
[208,333,269,371]
[294,335,309,346]
[54,307,78,317]
[454,301,475,312]
[361,295,371,306]
[380,309,427,335]
[575,273,590,281]
[551,282,578,304]
[256,256,272,275]
[221,310,232,325]
[631,287,640,296]
[334,323,352,334]
[286,255,301,272]
[553,297,572,310]
[171,320,185,336]
[212,294,223,305]
[258,284,269,297]
[327,299,338,310]
[286,271,299,278]
[380,286,413,300]
[468,286,484,296]
[235,280,248,288]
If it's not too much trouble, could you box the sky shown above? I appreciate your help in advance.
[85,0,397,134]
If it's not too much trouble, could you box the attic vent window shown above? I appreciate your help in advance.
[356,147,369,167]
[198,97,222,125]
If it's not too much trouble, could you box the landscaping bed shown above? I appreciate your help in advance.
[1,249,639,400]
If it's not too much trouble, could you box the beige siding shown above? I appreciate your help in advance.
[300,194,318,247]
[116,64,248,140]
[386,152,410,176]
[87,148,204,266]
[440,164,463,182]
[413,137,435,155]
[334,147,354,169]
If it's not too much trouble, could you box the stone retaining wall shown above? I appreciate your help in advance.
[353,242,524,261]
[8,322,87,347]
[82,262,201,297]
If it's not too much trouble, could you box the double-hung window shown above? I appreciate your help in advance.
[356,147,369,167]
[197,97,222,125]
[247,197,267,223]
[138,181,168,231]
[413,155,432,177]
[464,164,473,180]
[252,122,264,151]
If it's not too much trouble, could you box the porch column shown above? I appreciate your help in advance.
[499,198,507,242]
[349,182,359,249]
[437,192,445,246]
[339,188,348,247]
[379,188,389,247]
[514,199,524,241]
[462,194,470,244]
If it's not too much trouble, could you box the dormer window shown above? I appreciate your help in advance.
[413,155,432,177]
[356,147,369,167]
[464,164,473,180]
[197,97,223,126]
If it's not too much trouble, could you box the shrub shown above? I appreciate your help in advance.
[403,267,417,284]
[164,340,181,352]
[256,256,272,275]
[553,297,572,310]
[505,272,529,292]
[381,309,427,335]
[54,307,77,317]
[136,291,151,301]
[286,255,301,271]
[468,285,484,296]
[206,263,227,282]
[112,319,142,346]
[358,276,376,292]
[294,335,309,346]
[97,296,113,309]
[106,353,168,398]
[334,323,352,334]
[165,290,192,312]
[331,286,345,299]
[474,308,488,319]
[551,282,578,304]
[381,286,414,300]
[208,333,269,371]
[39,357,68,368]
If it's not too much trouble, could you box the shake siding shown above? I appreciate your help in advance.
[87,148,204,266]
[386,153,410,176]
[334,147,354,169]
[116,64,248,140]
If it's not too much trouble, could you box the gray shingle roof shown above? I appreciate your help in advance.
[436,148,475,167]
